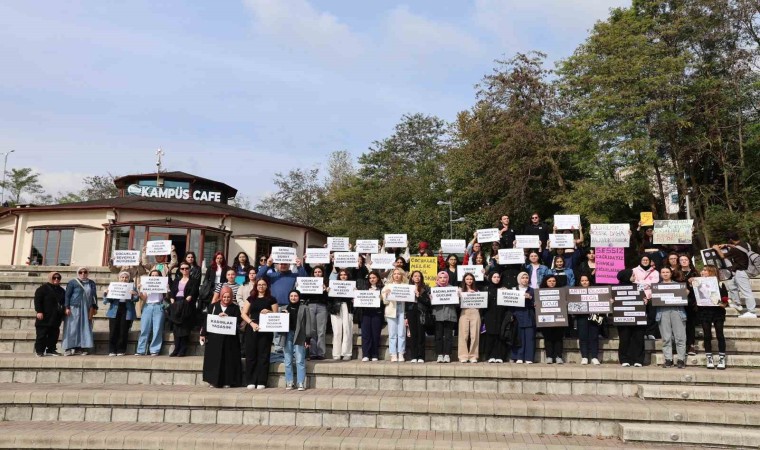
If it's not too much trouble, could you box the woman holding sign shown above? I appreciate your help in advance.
[540,275,565,364]
[407,271,431,363]
[241,278,279,389]
[359,271,384,362]
[63,268,98,356]
[483,271,507,363]
[656,266,687,369]
[382,268,408,362]
[303,266,329,361]
[168,264,200,357]
[694,265,729,369]
[200,286,242,388]
[576,274,601,365]
[510,272,536,364]
[433,271,457,363]
[103,271,138,356]
[136,269,168,356]
[458,273,481,363]
[328,269,355,361]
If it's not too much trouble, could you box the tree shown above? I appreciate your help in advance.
[254,168,324,226]
[79,174,119,200]
[229,194,252,210]
[1,168,44,205]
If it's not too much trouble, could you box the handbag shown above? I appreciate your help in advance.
[327,299,341,315]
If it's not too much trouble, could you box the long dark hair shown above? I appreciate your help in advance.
[211,251,227,272]
[409,270,425,287]
[184,251,199,268]
[234,251,252,271]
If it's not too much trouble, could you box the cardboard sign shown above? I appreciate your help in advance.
[296,277,324,295]
[611,285,647,326]
[384,234,408,248]
[431,286,459,305]
[327,237,350,252]
[271,246,297,264]
[534,288,568,328]
[354,290,381,308]
[650,283,689,307]
[206,314,237,336]
[554,214,580,230]
[549,234,574,249]
[440,239,466,254]
[370,253,396,270]
[653,220,693,245]
[106,282,134,300]
[409,256,438,288]
[146,240,172,256]
[305,248,330,265]
[476,228,500,243]
[640,212,654,227]
[355,239,379,254]
[693,277,722,307]
[385,284,415,303]
[259,313,290,332]
[566,286,612,314]
[498,249,525,265]
[457,265,484,281]
[590,224,630,248]
[139,276,169,294]
[497,288,526,307]
[700,248,731,270]
[333,252,359,268]
[515,235,540,249]
[112,250,140,266]
[596,247,625,285]
[328,280,356,298]
[460,291,487,309]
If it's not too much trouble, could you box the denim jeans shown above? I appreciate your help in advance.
[386,306,406,355]
[136,303,164,355]
[283,332,306,385]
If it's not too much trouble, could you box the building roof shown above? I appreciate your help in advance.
[113,171,238,198]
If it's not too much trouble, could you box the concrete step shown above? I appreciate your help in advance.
[0,265,112,273]
[0,277,114,291]
[637,383,760,402]
[652,352,760,368]
[620,422,760,448]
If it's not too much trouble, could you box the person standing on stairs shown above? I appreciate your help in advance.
[433,271,457,363]
[103,271,138,356]
[33,271,65,357]
[711,232,758,319]
[694,265,729,370]
[382,268,408,362]
[135,269,168,356]
[656,266,687,369]
[62,267,98,356]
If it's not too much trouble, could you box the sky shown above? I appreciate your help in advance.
[0,0,629,204]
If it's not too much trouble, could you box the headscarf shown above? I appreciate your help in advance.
[47,272,61,284]
[639,255,651,272]
[77,267,89,280]
[118,271,131,281]
[487,271,501,296]
[219,286,234,305]
[516,271,529,286]
[436,271,449,287]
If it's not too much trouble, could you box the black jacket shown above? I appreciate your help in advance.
[170,277,201,305]
[34,283,65,327]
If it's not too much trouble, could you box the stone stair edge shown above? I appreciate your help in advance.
[620,422,760,448]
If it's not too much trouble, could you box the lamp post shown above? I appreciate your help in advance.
[1,149,15,205]
[437,189,466,239]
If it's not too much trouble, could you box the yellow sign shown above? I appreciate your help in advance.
[409,256,438,288]
[640,212,654,227]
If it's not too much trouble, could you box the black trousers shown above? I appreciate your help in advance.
[576,316,600,359]
[35,325,59,354]
[542,327,565,359]
[434,321,454,356]
[171,335,189,356]
[702,319,726,354]
[108,303,132,354]
[483,334,505,360]
[245,328,273,386]
[617,326,645,365]
[406,309,426,361]
[646,303,660,338]
[685,307,697,348]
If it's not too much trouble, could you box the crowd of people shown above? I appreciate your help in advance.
[31,213,758,390]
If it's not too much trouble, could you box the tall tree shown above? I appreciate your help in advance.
[1,168,44,205]
[254,168,324,227]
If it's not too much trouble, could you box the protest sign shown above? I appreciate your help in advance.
[596,247,625,284]
[430,286,459,305]
[549,234,574,249]
[611,285,647,326]
[328,280,356,298]
[386,284,415,302]
[112,250,140,266]
[457,265,484,281]
[206,314,237,336]
[440,239,466,254]
[327,237,350,252]
[333,252,359,268]
[566,286,612,314]
[650,283,689,307]
[460,291,487,308]
[296,277,324,295]
[259,313,290,332]
[271,246,297,264]
[653,220,693,245]
[353,290,381,308]
[693,277,722,307]
[146,240,172,256]
[640,212,654,226]
[355,239,379,254]
[497,288,526,307]
[590,224,630,248]
[476,228,500,243]
[305,248,330,265]
[139,276,168,294]
[700,248,731,270]
[515,235,541,249]
[370,254,396,270]
[498,249,525,265]
[384,234,408,248]
[554,214,580,230]
[534,288,568,328]
[410,256,438,288]
[106,282,133,300]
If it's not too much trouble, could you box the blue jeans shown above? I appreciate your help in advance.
[387,306,406,355]
[137,303,164,355]
[283,332,306,385]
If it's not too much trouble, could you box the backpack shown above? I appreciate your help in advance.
[734,244,760,277]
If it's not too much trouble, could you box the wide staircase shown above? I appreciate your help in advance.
[0,265,758,448]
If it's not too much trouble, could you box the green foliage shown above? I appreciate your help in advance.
[0,167,44,205]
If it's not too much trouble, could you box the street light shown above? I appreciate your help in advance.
[437,189,465,239]
[1,149,15,205]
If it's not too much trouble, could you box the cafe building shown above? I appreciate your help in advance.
[0,171,327,267]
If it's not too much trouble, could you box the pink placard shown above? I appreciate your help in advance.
[596,247,625,284]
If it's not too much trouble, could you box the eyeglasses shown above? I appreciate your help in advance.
[52,276,62,280]
[78,271,88,274]
[531,216,539,219]
[180,267,190,271]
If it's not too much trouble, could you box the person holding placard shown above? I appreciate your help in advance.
[359,271,384,362]
[575,274,601,365]
[200,286,242,388]
[578,249,596,285]
[483,271,507,363]
[33,272,65,357]
[439,254,459,286]
[416,241,434,257]
[463,233,483,266]
[616,269,645,368]
[168,264,199,357]
[142,244,178,278]
[201,252,229,310]
[433,271,457,363]
[136,269,168,356]
[510,272,535,364]
[381,256,408,282]
[284,290,313,390]
[382,268,408,362]
[633,255,660,340]
[457,273,481,363]
[103,271,138,356]
[712,233,757,318]
[328,269,354,361]
[241,278,279,389]
[540,275,565,364]
[63,268,98,356]
[655,267,687,369]
[678,255,699,356]
[636,224,664,267]
[407,271,431,363]
[524,212,550,260]
[303,266,329,361]
[547,256,575,288]
[524,251,550,290]
[694,265,729,369]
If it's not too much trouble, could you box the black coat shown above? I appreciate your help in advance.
[202,302,242,387]
[170,277,200,304]
[34,283,65,327]
[483,285,507,336]
[168,297,197,337]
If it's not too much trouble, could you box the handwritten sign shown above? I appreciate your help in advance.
[515,235,540,249]
[354,290,381,308]
[650,283,689,307]
[440,239,466,254]
[305,248,330,265]
[370,254,396,270]
[328,280,356,298]
[333,252,359,268]
[327,237,350,252]
[596,247,625,284]
[498,249,525,265]
[549,234,574,249]
[611,285,647,326]
[460,291,487,308]
[653,220,693,245]
[139,276,169,294]
[385,284,415,302]
[497,289,526,307]
[554,214,580,230]
[146,240,172,256]
[384,234,408,248]
[271,246,297,264]
[693,277,721,307]
[566,286,612,314]
[259,313,290,332]
[431,286,459,305]
[590,224,630,248]
[535,288,568,328]
[640,212,654,227]
[112,250,140,266]
[206,314,237,335]
[476,228,500,243]
[409,256,438,288]
[296,277,324,295]
[355,239,379,254]
[106,282,133,300]
[457,265,484,281]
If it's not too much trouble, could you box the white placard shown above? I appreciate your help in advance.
[498,249,525,265]
[693,277,722,307]
[515,235,541,249]
[431,286,459,305]
[440,239,466,254]
[112,250,140,266]
[590,224,630,248]
[460,291,487,308]
[296,277,324,295]
[355,239,379,254]
[498,289,526,307]
[370,253,396,270]
[385,284,415,302]
[106,282,133,300]
[271,246,297,264]
[259,313,290,332]
[554,215,581,230]
[653,220,694,245]
[457,265,484,281]
[384,234,408,248]
[146,240,172,256]
[476,228,500,243]
[354,290,381,308]
[206,314,237,336]
[549,234,574,249]
[333,252,359,268]
[139,276,169,294]
[327,237,350,252]
[328,280,356,298]
[305,248,330,265]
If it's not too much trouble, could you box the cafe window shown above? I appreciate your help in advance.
[30,229,74,266]
[202,231,226,265]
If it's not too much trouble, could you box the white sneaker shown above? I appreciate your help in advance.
[488,358,495,363]
[108,353,116,357]
[297,383,305,391]
[391,354,398,362]
[398,355,405,362]
[361,357,369,362]
[417,359,424,363]
[546,357,553,364]
[247,384,256,389]
[591,358,601,365]
[633,363,643,367]
[443,355,451,363]
[556,357,564,364]
[580,358,589,365]
[495,359,503,363]
[410,359,417,363]
[646,335,656,340]
[525,361,533,364]
[332,356,341,360]
[437,355,444,363]
[621,363,630,367]
[342,356,351,361]
[371,358,378,362]
[285,383,293,390]
[469,358,478,363]
[256,385,266,390]
[739,311,757,319]
[515,360,524,364]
